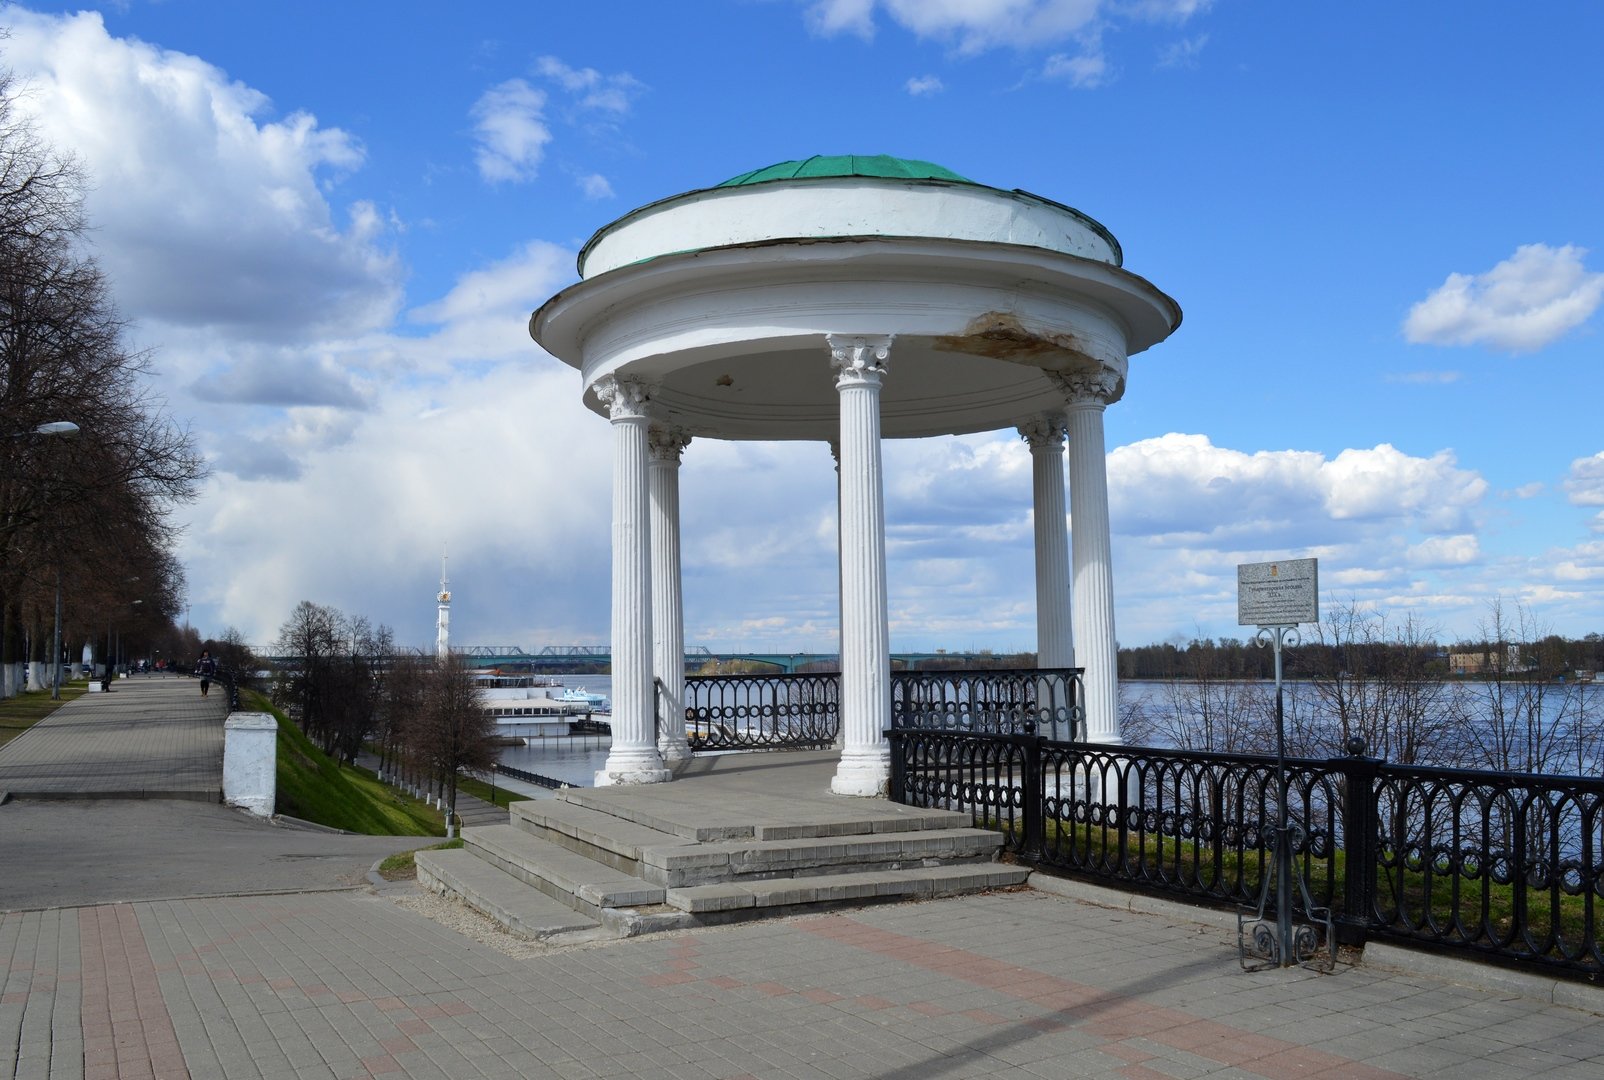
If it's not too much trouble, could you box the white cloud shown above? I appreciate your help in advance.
[191,351,369,409]
[186,362,615,646]
[1043,46,1108,87]
[470,78,551,183]
[1156,33,1208,68]
[5,9,401,343]
[534,56,644,115]
[1403,243,1604,353]
[805,0,878,37]
[802,0,1206,56]
[1102,434,1497,641]
[1509,482,1545,499]
[905,74,945,95]
[1384,370,1461,385]
[1406,535,1480,567]
[1320,444,1486,532]
[407,240,574,364]
[877,0,1103,53]
[578,173,615,199]
[1564,451,1604,507]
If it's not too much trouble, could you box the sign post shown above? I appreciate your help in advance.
[1235,558,1331,969]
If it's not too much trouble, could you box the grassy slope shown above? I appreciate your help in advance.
[249,692,443,836]
[0,682,87,750]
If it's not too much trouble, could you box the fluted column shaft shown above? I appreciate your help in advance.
[1064,375,1121,743]
[596,375,669,784]
[649,426,692,769]
[1021,418,1074,671]
[829,335,893,797]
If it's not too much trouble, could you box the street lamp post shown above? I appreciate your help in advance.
[52,568,62,700]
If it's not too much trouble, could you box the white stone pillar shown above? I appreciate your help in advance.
[649,424,693,770]
[224,712,278,817]
[1020,417,1074,671]
[595,375,670,785]
[829,439,845,751]
[828,335,893,797]
[1061,369,1124,744]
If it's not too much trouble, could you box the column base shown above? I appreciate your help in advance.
[830,749,890,798]
[595,766,674,787]
[595,746,672,786]
[658,738,694,775]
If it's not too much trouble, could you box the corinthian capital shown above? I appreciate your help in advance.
[647,424,691,463]
[1018,415,1068,451]
[1050,361,1126,407]
[827,334,892,390]
[594,374,652,421]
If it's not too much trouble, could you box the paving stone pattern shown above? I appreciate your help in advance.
[6,887,1604,1079]
[0,678,226,800]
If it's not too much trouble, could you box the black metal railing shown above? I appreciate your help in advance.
[891,667,1082,741]
[680,672,839,751]
[889,726,1604,979]
[493,762,569,790]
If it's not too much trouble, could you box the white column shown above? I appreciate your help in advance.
[829,439,845,751]
[1020,417,1074,671]
[828,335,893,797]
[649,424,693,770]
[595,375,670,785]
[1061,369,1123,743]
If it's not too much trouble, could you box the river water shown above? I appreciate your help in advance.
[494,674,1604,786]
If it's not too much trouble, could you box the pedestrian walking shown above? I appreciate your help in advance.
[197,649,217,697]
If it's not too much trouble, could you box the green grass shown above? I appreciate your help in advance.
[0,683,87,750]
[1023,816,1594,950]
[377,838,463,880]
[456,773,524,810]
[249,691,443,836]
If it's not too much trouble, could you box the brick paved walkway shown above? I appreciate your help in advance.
[6,885,1603,1079]
[0,677,226,801]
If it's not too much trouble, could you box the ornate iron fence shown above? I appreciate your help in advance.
[680,672,840,751]
[889,727,1604,979]
[891,667,1082,741]
[675,667,1081,753]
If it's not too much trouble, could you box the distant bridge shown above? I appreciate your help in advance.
[252,644,992,674]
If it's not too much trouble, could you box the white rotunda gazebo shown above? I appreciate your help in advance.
[531,155,1180,795]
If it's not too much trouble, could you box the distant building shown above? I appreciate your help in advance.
[1448,643,1527,676]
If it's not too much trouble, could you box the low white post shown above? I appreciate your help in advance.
[223,712,278,817]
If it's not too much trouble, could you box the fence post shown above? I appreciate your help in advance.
[1337,737,1382,946]
[888,730,906,802]
[1021,731,1045,861]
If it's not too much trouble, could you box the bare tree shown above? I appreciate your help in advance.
[0,66,202,696]
[1302,604,1460,764]
[1459,599,1580,776]
[406,653,494,839]
[272,601,348,753]
[1121,635,1272,753]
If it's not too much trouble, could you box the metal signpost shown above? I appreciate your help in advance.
[1235,558,1332,969]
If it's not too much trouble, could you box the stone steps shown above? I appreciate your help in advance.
[414,848,607,944]
[421,772,1029,943]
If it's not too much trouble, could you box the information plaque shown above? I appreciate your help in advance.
[1237,558,1318,627]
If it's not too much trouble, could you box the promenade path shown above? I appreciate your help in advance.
[2,682,1603,1078]
[0,676,225,801]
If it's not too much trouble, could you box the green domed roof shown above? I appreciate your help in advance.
[719,155,974,187]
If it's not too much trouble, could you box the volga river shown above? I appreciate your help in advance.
[494,675,1602,787]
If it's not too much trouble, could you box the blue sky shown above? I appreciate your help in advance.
[5,1,1602,653]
